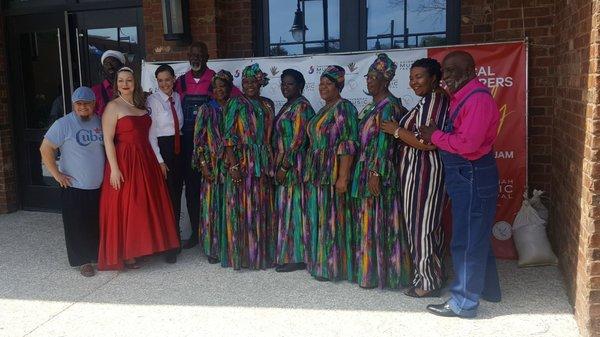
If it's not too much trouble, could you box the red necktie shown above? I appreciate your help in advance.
[169,96,181,155]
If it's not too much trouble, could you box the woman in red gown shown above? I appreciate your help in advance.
[98,67,180,270]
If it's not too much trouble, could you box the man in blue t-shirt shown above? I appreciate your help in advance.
[40,86,105,277]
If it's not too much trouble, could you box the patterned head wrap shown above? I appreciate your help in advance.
[367,53,397,81]
[321,65,345,91]
[212,69,234,88]
[242,63,269,87]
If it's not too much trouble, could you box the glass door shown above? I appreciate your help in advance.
[9,7,144,211]
[69,8,145,89]
[8,13,70,210]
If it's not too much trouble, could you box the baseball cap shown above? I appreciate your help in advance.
[71,86,96,103]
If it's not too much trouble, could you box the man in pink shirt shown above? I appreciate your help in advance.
[91,50,125,116]
[174,42,242,250]
[419,51,501,318]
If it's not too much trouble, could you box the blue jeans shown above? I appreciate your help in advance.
[439,151,501,317]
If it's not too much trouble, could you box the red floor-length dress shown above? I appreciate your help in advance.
[98,114,180,270]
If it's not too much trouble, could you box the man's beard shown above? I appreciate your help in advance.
[78,114,91,121]
[191,63,202,71]
[446,74,471,93]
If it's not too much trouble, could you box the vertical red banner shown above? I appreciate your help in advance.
[428,42,527,259]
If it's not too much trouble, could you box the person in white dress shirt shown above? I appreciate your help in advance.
[147,64,184,263]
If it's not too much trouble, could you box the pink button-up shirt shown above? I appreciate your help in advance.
[174,69,242,99]
[431,78,499,161]
[91,79,113,117]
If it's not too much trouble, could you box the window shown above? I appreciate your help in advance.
[257,0,459,56]
[366,0,447,50]
[268,0,340,56]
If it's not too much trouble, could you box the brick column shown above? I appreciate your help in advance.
[0,15,18,213]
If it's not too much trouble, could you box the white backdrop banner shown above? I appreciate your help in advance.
[141,49,428,114]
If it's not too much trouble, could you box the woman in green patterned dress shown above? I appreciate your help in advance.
[351,53,412,289]
[192,70,233,265]
[305,65,359,282]
[223,63,275,270]
[273,69,315,273]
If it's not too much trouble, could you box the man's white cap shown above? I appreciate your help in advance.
[100,50,125,65]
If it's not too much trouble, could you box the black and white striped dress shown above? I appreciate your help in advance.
[398,90,449,291]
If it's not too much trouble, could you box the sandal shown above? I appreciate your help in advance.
[124,259,141,269]
[404,286,441,298]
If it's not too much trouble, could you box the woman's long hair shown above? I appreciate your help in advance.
[112,67,146,110]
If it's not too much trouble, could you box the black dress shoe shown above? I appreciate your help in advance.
[275,262,306,272]
[426,301,461,318]
[183,238,199,249]
[207,256,219,264]
[165,254,177,264]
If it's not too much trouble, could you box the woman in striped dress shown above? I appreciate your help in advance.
[273,69,315,272]
[381,58,449,297]
[304,65,358,282]
[223,63,275,270]
[191,70,234,265]
[351,53,412,289]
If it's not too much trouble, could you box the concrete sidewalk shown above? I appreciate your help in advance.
[0,211,578,337]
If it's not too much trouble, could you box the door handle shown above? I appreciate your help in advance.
[56,27,67,116]
[75,27,83,85]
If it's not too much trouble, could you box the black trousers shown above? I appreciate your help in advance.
[182,133,202,240]
[61,187,100,267]
[158,136,184,244]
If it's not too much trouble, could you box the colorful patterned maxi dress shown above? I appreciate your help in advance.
[304,98,358,281]
[192,99,226,263]
[223,95,275,269]
[398,91,449,291]
[351,95,412,289]
[273,96,315,265]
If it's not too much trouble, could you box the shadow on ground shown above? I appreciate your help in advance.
[0,211,579,337]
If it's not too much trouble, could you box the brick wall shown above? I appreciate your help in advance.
[461,0,555,194]
[215,0,254,58]
[462,0,599,336]
[0,15,18,214]
[142,0,253,62]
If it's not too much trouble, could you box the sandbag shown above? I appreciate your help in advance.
[513,193,558,267]
[529,189,549,221]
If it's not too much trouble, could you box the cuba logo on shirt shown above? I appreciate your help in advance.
[76,128,103,146]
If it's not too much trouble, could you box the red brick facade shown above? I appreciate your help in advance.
[0,15,18,213]
[461,0,598,335]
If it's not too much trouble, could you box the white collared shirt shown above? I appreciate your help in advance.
[147,90,183,163]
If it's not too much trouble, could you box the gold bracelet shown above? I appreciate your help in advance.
[393,128,401,139]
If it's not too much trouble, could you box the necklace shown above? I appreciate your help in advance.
[119,94,135,107]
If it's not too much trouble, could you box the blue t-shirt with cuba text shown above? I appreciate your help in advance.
[44,112,105,189]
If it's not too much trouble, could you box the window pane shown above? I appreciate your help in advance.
[407,0,446,34]
[87,26,141,85]
[366,0,404,39]
[268,0,340,54]
[269,43,303,56]
[418,34,447,47]
[304,1,324,41]
[269,1,297,45]
[19,31,63,129]
[305,42,326,54]
[328,0,340,40]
